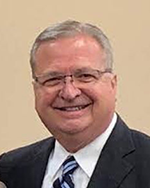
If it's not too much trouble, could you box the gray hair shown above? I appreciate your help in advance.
[30,20,113,77]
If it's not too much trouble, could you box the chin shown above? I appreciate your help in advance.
[51,120,90,136]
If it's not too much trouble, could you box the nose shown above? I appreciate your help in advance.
[58,77,81,101]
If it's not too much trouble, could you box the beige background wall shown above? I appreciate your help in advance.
[0,0,150,153]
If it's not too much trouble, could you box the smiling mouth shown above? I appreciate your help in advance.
[54,104,91,112]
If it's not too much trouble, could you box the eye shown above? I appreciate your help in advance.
[42,76,63,86]
[76,73,97,82]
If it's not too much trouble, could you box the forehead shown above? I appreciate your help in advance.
[34,34,106,74]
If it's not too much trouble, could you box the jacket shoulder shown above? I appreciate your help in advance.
[131,129,150,148]
[116,115,150,149]
[0,137,54,168]
[130,129,150,162]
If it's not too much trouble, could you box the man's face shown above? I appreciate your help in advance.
[33,34,117,143]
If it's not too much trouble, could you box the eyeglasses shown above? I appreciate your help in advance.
[33,68,112,87]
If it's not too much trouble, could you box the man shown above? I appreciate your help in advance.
[0,20,150,188]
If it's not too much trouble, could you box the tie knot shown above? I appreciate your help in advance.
[53,156,78,188]
[62,156,78,175]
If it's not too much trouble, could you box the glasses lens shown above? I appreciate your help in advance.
[74,70,99,83]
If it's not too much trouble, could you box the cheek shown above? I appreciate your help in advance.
[34,88,57,109]
[82,85,104,102]
[84,84,116,105]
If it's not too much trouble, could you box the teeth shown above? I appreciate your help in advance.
[63,106,82,111]
[54,104,91,111]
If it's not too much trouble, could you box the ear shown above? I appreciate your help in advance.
[32,81,38,94]
[111,74,117,89]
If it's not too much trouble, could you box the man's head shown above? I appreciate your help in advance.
[30,20,117,152]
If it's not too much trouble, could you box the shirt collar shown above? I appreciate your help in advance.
[47,113,117,180]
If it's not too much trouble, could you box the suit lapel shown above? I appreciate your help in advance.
[10,138,55,188]
[87,116,135,188]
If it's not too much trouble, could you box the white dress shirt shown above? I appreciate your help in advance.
[42,113,117,188]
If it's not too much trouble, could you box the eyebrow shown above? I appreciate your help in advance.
[74,67,95,73]
[37,67,96,78]
[38,71,64,78]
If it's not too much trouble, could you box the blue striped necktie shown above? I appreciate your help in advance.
[53,156,79,188]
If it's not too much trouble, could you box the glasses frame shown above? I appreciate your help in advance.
[33,68,113,87]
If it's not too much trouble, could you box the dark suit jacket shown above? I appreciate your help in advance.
[1,116,150,188]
